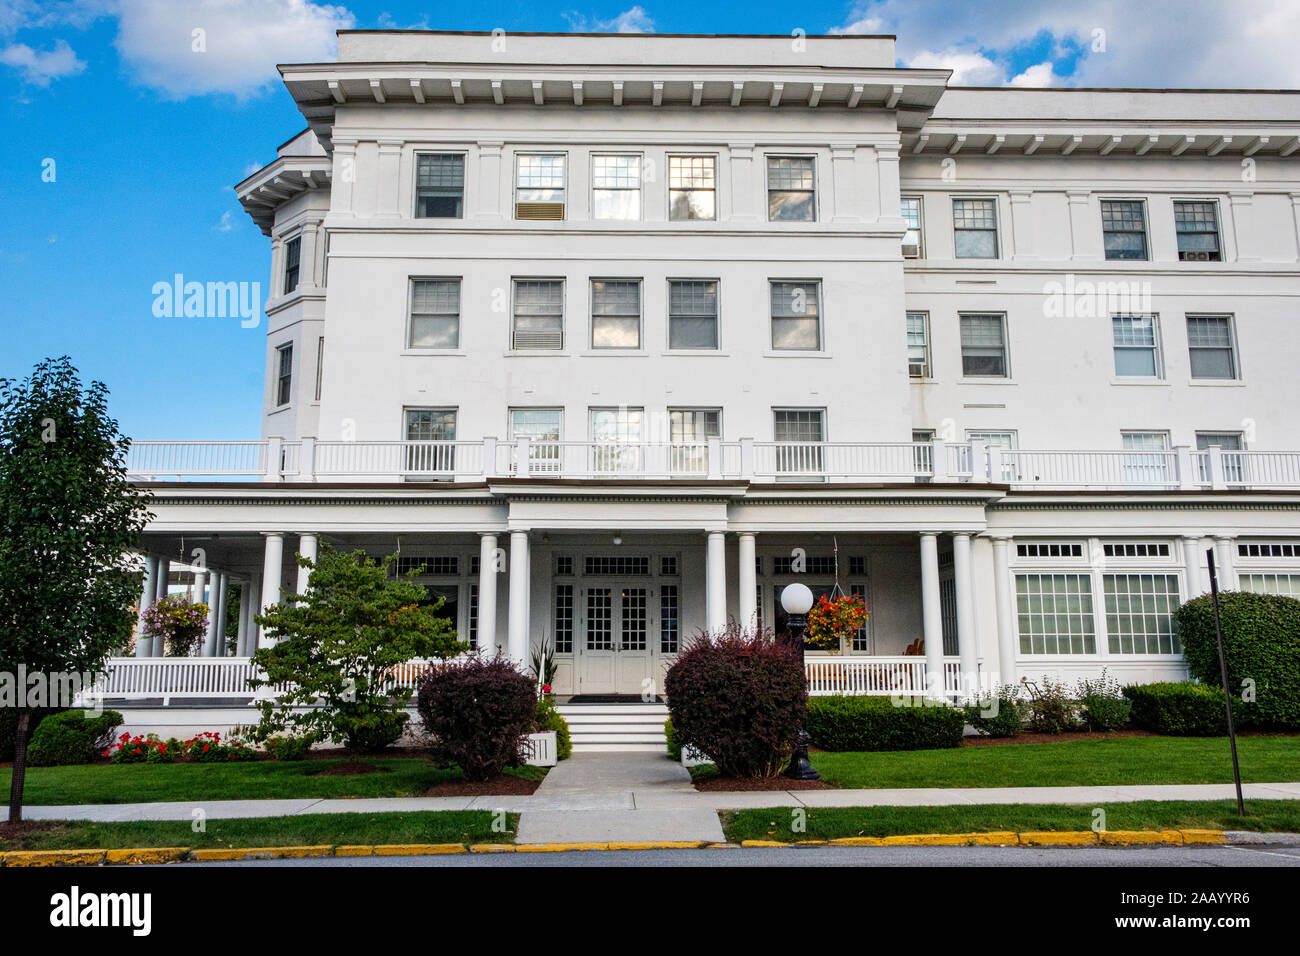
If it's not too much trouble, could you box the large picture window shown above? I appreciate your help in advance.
[1016,573,1096,654]
[1103,574,1181,654]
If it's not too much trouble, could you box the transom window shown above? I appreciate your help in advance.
[1104,574,1181,654]
[669,155,716,220]
[394,555,460,575]
[959,313,1008,377]
[901,197,923,258]
[512,279,564,350]
[515,154,566,220]
[584,556,651,576]
[1016,573,1096,655]
[668,279,719,349]
[1112,314,1162,377]
[906,311,930,377]
[415,154,465,218]
[952,198,998,258]
[1174,200,1222,261]
[590,280,642,349]
[1239,542,1300,558]
[769,280,821,350]
[1103,542,1172,558]
[1101,200,1149,260]
[591,154,641,220]
[1186,315,1238,379]
[767,156,816,221]
[408,279,461,349]
[275,343,293,407]
[1016,542,1081,558]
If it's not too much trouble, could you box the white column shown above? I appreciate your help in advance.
[135,555,157,657]
[706,531,727,633]
[192,570,208,608]
[507,531,530,664]
[478,533,499,654]
[991,535,1017,686]
[919,532,945,700]
[952,533,979,700]
[727,144,756,221]
[233,582,249,656]
[376,139,403,217]
[1182,535,1204,597]
[212,572,229,657]
[152,555,169,656]
[1009,189,1037,260]
[239,575,260,657]
[258,533,284,649]
[1213,535,1238,591]
[737,532,757,631]
[202,571,219,656]
[297,533,318,593]
[475,141,504,222]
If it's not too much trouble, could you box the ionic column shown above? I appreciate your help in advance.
[258,533,284,649]
[135,555,157,658]
[706,531,727,633]
[737,532,757,631]
[152,555,169,656]
[991,535,1017,685]
[1182,535,1205,597]
[297,533,318,593]
[952,532,979,700]
[919,532,945,700]
[507,531,530,664]
[478,533,500,654]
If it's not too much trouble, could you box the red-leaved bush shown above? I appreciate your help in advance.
[416,654,537,781]
[663,624,806,778]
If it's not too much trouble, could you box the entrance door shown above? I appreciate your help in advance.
[579,584,654,695]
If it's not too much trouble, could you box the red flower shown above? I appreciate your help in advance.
[202,745,209,752]
[542,684,552,693]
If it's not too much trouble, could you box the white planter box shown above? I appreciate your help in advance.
[525,730,558,767]
[680,744,711,768]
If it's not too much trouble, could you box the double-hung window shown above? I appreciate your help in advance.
[901,197,923,257]
[668,155,716,220]
[1186,315,1238,379]
[509,408,562,474]
[408,278,461,349]
[1174,200,1222,261]
[906,311,931,378]
[511,279,564,350]
[669,408,721,475]
[282,236,301,294]
[591,154,641,220]
[415,154,465,218]
[1112,314,1162,377]
[773,409,825,478]
[952,198,998,258]
[767,156,816,221]
[1101,199,1149,260]
[590,280,641,349]
[515,154,566,220]
[769,280,821,350]
[1121,431,1172,486]
[959,313,1008,377]
[590,407,644,474]
[275,343,293,407]
[404,407,457,477]
[667,279,718,349]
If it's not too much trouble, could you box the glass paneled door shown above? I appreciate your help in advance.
[579,584,657,695]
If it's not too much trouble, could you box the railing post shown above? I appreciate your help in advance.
[300,436,316,482]
[266,437,283,482]
[930,439,947,482]
[1207,446,1226,490]
[739,437,754,480]
[968,438,987,482]
[516,436,531,478]
[707,437,722,479]
[987,445,1004,485]
[1174,445,1194,490]
[483,437,498,478]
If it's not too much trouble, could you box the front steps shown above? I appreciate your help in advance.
[557,702,669,753]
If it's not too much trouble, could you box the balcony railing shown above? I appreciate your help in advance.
[122,437,1300,490]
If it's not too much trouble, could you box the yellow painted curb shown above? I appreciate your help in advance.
[1099,830,1185,846]
[467,844,516,853]
[739,839,791,847]
[827,836,885,847]
[333,845,375,857]
[607,841,708,851]
[515,842,609,853]
[1180,829,1227,844]
[372,843,467,856]
[703,842,739,849]
[104,847,190,865]
[1019,831,1099,846]
[190,845,332,861]
[0,849,107,867]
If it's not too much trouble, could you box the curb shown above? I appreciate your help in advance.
[742,828,1234,848]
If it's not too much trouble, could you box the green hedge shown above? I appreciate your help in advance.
[1174,590,1300,729]
[807,695,965,752]
[27,709,124,766]
[664,717,682,761]
[1122,682,1227,736]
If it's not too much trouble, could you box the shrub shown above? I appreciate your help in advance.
[0,709,58,762]
[534,695,572,761]
[964,684,1027,738]
[1175,590,1300,729]
[1076,671,1132,731]
[663,624,806,778]
[1123,682,1228,736]
[664,717,682,762]
[417,655,537,781]
[108,733,171,764]
[27,709,123,766]
[263,733,316,761]
[1022,676,1082,733]
[808,695,965,751]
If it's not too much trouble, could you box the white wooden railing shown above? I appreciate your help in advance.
[805,656,964,698]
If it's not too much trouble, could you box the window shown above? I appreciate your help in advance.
[767,156,816,221]
[590,280,641,349]
[275,343,293,407]
[408,279,461,349]
[1240,574,1300,597]
[660,555,679,576]
[959,314,1008,377]
[283,236,301,294]
[912,429,935,481]
[1101,199,1149,260]
[969,430,1018,482]
[554,584,574,653]
[668,279,718,349]
[660,586,680,653]
[415,154,465,218]
[1195,431,1244,451]
[555,555,574,576]
[1174,200,1222,261]
[850,583,870,652]
[314,336,324,401]
[404,407,457,475]
[1104,542,1172,558]
[1112,314,1162,377]
[669,155,716,220]
[1196,430,1246,485]
[1104,574,1181,654]
[901,196,923,257]
[467,583,478,645]
[509,408,562,474]
[669,408,720,474]
[590,407,644,473]
[1239,542,1300,558]
[952,198,998,258]
[1187,315,1238,379]
[1017,543,1082,559]
[769,280,821,350]
[515,154,565,220]
[906,311,931,377]
[1016,573,1096,654]
[773,409,825,477]
[512,279,564,350]
[584,555,651,576]
[1121,431,1172,485]
[592,154,641,220]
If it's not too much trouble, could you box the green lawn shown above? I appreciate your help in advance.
[809,735,1300,789]
[0,811,516,852]
[722,800,1300,843]
[0,760,548,806]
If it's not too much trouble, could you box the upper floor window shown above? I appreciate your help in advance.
[668,279,719,349]
[415,153,465,218]
[282,236,301,294]
[590,279,641,349]
[906,311,930,378]
[1195,431,1244,451]
[592,154,641,220]
[669,155,716,220]
[1101,199,1149,260]
[952,198,998,258]
[670,408,721,441]
[769,280,821,350]
[767,156,816,221]
[1186,315,1239,379]
[510,407,563,474]
[512,279,564,350]
[773,408,826,477]
[275,343,293,407]
[901,196,923,258]
[408,278,461,349]
[515,153,565,220]
[1112,314,1162,378]
[1174,200,1222,261]
[959,313,1009,377]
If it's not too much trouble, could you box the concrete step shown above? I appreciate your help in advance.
[558,703,670,753]
[569,742,668,753]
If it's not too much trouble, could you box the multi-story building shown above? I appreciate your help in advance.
[119,31,1300,738]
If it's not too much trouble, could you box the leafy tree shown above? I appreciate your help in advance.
[249,545,467,758]
[0,357,151,822]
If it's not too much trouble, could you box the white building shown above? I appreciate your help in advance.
[116,32,1300,741]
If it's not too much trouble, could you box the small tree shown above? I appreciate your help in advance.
[249,545,466,757]
[0,357,151,822]
[417,655,537,780]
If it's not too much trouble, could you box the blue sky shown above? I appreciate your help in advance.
[1,0,1296,440]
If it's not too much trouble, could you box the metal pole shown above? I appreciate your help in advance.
[784,612,820,781]
[1206,549,1246,816]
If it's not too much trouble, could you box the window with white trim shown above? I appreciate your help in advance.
[952,198,998,258]
[275,343,293,407]
[959,314,1008,377]
[1112,314,1162,378]
[1016,573,1096,654]
[1240,574,1300,597]
[590,280,641,349]
[515,153,565,220]
[1101,199,1149,260]
[668,279,719,349]
[509,408,563,474]
[1174,200,1222,261]
[408,279,460,349]
[907,311,930,377]
[1103,573,1181,654]
[668,155,716,221]
[773,408,825,477]
[901,196,923,258]
[770,280,821,350]
[591,154,641,220]
[1187,315,1239,379]
[415,153,465,218]
[554,584,574,653]
[283,236,301,294]
[1121,431,1172,485]
[590,406,644,473]
[767,156,816,221]
[511,279,564,350]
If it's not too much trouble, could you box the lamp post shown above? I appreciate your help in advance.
[780,582,820,781]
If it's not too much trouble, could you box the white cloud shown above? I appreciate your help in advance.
[112,0,355,99]
[906,48,1004,86]
[828,16,885,35]
[565,7,655,34]
[1009,61,1061,88]
[0,38,85,85]
[214,210,235,232]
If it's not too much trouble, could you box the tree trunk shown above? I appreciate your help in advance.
[7,709,32,825]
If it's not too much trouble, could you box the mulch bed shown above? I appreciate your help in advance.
[0,820,60,839]
[423,774,542,797]
[961,728,1156,747]
[693,775,832,792]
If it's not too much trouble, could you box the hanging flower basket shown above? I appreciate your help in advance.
[141,595,209,657]
[804,593,869,651]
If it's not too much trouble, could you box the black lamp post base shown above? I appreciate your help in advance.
[785,729,820,781]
